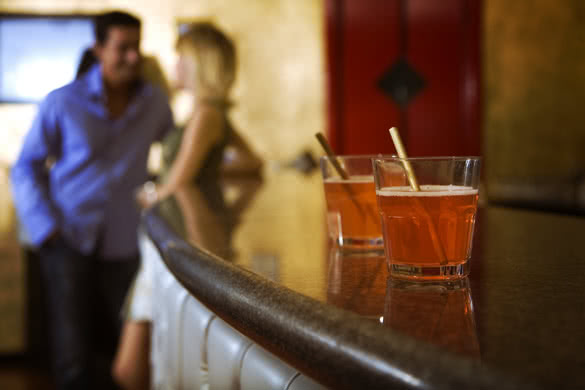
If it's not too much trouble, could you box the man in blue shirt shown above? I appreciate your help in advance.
[11,11,173,390]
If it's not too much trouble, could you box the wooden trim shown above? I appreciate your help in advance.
[324,0,345,153]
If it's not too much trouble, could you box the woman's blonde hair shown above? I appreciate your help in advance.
[177,22,236,100]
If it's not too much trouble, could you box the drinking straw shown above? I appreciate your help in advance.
[388,127,420,191]
[315,133,349,179]
[315,133,378,223]
[388,127,448,265]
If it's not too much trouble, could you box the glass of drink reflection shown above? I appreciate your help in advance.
[383,277,480,358]
[326,248,387,319]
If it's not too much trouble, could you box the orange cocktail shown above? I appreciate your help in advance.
[323,175,381,249]
[320,156,388,251]
[373,158,481,279]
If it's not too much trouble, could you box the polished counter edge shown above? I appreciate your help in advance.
[143,206,536,390]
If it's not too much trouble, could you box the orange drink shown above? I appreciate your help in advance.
[373,157,481,279]
[320,156,390,251]
[323,176,381,248]
[377,185,478,269]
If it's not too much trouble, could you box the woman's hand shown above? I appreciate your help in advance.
[135,181,159,209]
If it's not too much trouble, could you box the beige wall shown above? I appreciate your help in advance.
[484,0,585,184]
[0,0,325,164]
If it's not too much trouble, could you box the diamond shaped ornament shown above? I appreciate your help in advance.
[378,57,426,108]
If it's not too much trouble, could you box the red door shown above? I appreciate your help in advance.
[325,0,481,157]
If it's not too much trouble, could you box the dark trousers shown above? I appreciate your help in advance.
[38,237,139,390]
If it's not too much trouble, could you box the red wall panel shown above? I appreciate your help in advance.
[325,0,481,157]
[342,0,402,155]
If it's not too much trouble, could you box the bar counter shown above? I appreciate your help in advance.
[144,170,585,390]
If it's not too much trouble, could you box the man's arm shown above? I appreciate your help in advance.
[11,94,61,247]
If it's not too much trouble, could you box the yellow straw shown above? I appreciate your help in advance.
[315,133,378,224]
[387,127,448,265]
[315,133,349,180]
[389,127,420,191]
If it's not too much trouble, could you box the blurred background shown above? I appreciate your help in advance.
[1,0,583,207]
[1,0,584,387]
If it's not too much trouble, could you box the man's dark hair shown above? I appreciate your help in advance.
[94,11,141,44]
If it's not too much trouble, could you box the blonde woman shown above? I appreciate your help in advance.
[143,22,261,207]
[112,22,262,390]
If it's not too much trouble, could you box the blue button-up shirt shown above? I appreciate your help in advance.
[11,64,173,258]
